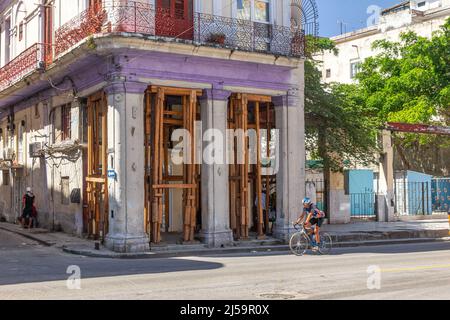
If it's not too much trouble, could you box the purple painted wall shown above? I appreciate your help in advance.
[1,40,300,118]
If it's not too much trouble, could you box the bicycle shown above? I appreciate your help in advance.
[289,223,333,256]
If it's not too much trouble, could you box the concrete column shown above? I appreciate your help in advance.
[327,170,351,224]
[378,129,396,222]
[272,88,306,242]
[199,89,233,247]
[104,80,150,253]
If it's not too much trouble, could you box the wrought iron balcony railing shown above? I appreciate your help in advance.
[55,1,306,59]
[0,2,308,93]
[0,43,51,92]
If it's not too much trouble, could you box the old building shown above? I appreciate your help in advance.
[0,0,314,252]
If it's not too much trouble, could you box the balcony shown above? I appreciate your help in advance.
[0,1,308,95]
[54,1,306,59]
[0,43,51,92]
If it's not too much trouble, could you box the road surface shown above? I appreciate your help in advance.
[1,228,449,300]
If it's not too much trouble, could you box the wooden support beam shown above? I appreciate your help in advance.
[255,101,264,239]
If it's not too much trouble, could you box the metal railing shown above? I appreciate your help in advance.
[0,43,51,92]
[0,2,309,94]
[394,181,431,215]
[54,1,307,59]
[350,193,376,219]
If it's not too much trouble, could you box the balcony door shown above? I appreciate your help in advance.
[89,0,102,12]
[43,2,53,65]
[155,0,194,40]
[4,18,11,64]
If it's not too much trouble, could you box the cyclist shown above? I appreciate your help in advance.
[294,197,326,251]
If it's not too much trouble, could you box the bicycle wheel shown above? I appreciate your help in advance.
[289,232,309,256]
[318,233,333,255]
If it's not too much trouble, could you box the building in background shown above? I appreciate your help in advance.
[318,0,450,85]
[313,0,450,224]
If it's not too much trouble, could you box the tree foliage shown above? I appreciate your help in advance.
[356,18,450,146]
[305,39,379,170]
[305,18,450,173]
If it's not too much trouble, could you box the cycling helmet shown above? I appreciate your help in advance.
[302,197,312,205]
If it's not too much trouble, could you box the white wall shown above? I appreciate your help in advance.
[0,0,86,66]
[0,94,83,234]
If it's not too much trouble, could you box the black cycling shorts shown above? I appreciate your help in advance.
[310,217,324,228]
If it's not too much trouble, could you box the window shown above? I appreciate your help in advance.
[350,61,362,79]
[34,104,40,119]
[61,177,70,205]
[17,122,24,164]
[61,103,71,141]
[326,69,331,78]
[18,22,23,41]
[2,171,9,186]
[237,0,270,23]
[2,170,10,186]
[52,103,71,143]
[255,0,270,22]
[418,1,426,8]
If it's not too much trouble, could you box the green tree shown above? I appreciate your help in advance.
[355,18,450,172]
[356,18,450,136]
[305,39,379,171]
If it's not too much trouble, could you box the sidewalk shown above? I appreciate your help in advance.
[0,220,449,259]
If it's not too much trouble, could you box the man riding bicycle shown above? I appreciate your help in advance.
[294,198,326,251]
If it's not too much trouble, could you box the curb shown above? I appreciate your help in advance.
[0,225,53,247]
[62,237,450,259]
[61,244,291,259]
[2,223,449,259]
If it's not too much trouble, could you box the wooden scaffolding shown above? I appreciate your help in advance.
[85,91,109,241]
[144,86,201,244]
[228,93,276,240]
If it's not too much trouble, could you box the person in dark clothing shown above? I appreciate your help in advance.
[21,187,35,229]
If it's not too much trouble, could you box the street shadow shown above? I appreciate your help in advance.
[0,252,224,286]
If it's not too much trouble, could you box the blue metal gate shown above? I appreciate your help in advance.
[350,193,376,218]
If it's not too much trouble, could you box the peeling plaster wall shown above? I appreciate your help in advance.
[0,94,83,235]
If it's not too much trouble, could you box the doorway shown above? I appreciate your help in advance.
[43,1,53,65]
[155,0,194,40]
[89,0,103,12]
[12,173,24,221]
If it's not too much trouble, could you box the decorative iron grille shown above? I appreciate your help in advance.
[0,1,314,93]
[54,1,307,59]
[0,43,50,92]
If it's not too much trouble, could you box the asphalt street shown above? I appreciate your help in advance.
[1,228,450,300]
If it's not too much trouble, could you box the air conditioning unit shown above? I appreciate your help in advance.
[3,148,15,161]
[29,142,44,158]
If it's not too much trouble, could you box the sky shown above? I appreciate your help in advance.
[316,0,403,37]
